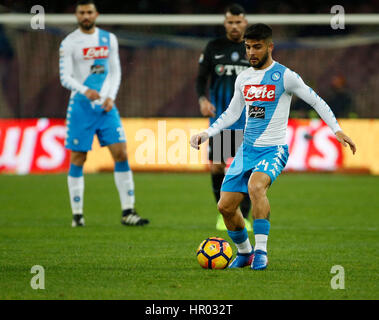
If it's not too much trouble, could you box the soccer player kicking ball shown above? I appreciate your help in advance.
[190,23,356,270]
[60,0,149,227]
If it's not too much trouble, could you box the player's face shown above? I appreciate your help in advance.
[245,39,273,69]
[224,13,248,42]
[76,4,99,31]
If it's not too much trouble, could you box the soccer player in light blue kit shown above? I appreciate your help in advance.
[60,0,149,227]
[191,24,356,270]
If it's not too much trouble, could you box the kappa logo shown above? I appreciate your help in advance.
[83,46,109,60]
[243,85,276,102]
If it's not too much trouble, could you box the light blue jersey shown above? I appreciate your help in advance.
[206,61,341,146]
[206,60,342,189]
[59,27,124,151]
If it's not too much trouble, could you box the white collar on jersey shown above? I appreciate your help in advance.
[77,26,98,36]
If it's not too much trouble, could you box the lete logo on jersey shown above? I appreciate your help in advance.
[83,46,109,60]
[243,85,276,102]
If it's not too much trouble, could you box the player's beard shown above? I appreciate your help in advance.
[250,50,269,69]
[228,30,242,42]
[79,20,95,31]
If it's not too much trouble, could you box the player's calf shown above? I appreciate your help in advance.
[251,219,270,270]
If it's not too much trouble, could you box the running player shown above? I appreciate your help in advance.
[191,23,356,270]
[196,4,252,230]
[59,0,149,227]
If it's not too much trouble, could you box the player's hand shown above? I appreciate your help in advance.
[190,132,209,150]
[199,97,216,117]
[102,97,114,112]
[335,130,356,155]
[84,89,101,101]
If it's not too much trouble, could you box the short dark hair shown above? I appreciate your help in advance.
[76,0,97,9]
[224,3,246,16]
[244,23,272,41]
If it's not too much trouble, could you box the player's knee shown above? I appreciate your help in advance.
[113,149,127,162]
[248,182,267,200]
[217,200,235,218]
[71,152,87,166]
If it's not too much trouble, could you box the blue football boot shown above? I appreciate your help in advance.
[228,249,254,268]
[251,250,268,270]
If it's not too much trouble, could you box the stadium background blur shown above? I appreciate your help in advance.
[0,0,379,174]
[1,0,379,301]
[1,0,379,119]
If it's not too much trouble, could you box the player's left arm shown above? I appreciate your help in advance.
[284,69,356,154]
[102,33,122,112]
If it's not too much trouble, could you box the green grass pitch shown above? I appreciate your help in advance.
[0,172,378,300]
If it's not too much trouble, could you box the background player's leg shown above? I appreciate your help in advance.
[248,172,271,270]
[240,193,252,220]
[208,133,228,230]
[108,142,134,211]
[210,162,227,230]
[108,142,149,226]
[68,151,87,227]
[210,163,225,204]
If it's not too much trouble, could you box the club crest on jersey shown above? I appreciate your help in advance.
[243,85,275,102]
[271,71,281,81]
[83,46,109,60]
[231,51,239,62]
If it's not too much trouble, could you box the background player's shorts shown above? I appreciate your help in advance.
[65,97,126,152]
[221,143,289,194]
[208,129,244,164]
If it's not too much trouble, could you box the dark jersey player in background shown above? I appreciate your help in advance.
[196,4,251,230]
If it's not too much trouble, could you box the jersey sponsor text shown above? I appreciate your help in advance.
[83,46,109,60]
[243,85,275,102]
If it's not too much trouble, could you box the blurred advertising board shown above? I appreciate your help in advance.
[0,118,69,174]
[0,118,377,174]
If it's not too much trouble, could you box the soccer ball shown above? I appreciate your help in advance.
[196,237,233,269]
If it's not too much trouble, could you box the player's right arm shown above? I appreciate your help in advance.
[59,38,99,100]
[196,43,216,117]
[190,76,245,149]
